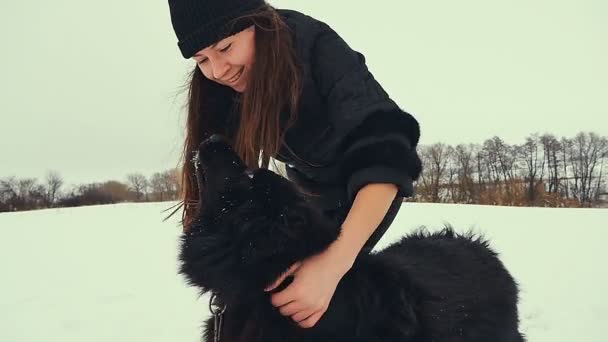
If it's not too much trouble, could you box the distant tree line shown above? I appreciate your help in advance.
[414,132,608,208]
[1,131,606,213]
[0,169,180,213]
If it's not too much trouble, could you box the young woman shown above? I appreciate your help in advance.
[166,0,422,329]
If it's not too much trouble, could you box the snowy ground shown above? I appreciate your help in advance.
[1,201,606,341]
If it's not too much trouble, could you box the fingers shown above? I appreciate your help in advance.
[298,310,324,328]
[264,261,301,292]
[291,308,316,323]
[278,301,305,317]
[270,284,299,307]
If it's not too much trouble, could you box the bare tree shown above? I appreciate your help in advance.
[518,133,546,204]
[445,146,459,203]
[126,173,149,201]
[160,168,180,200]
[150,172,164,201]
[481,139,501,185]
[45,170,64,207]
[60,182,114,206]
[419,143,449,202]
[100,180,132,203]
[0,176,19,211]
[559,137,573,198]
[591,135,608,203]
[21,178,44,210]
[483,136,518,184]
[480,137,520,204]
[540,134,562,194]
[0,177,46,211]
[568,132,607,204]
[474,147,488,196]
[149,170,179,202]
[453,143,477,203]
[29,183,48,209]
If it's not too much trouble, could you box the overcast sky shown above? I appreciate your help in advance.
[1,0,606,185]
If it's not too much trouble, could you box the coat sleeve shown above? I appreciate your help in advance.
[310,22,422,204]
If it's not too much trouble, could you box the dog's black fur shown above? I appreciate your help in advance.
[178,134,526,342]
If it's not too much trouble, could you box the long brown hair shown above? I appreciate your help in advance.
[164,3,303,233]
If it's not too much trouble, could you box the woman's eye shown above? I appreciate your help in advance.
[196,44,230,64]
[221,44,232,52]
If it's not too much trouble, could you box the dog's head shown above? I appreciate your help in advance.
[178,134,340,298]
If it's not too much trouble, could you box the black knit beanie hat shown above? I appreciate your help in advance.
[168,0,266,59]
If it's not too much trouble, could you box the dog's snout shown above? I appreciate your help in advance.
[199,134,228,152]
[208,134,225,143]
[198,134,228,156]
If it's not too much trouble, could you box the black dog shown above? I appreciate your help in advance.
[178,134,526,342]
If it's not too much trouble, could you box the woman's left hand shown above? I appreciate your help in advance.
[264,248,351,328]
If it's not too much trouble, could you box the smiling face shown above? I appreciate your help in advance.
[192,25,256,92]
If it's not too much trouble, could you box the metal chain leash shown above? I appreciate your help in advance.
[209,292,227,342]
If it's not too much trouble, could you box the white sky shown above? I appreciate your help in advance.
[1,0,606,185]
[1,202,606,341]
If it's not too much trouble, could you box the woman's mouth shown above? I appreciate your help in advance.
[227,67,244,84]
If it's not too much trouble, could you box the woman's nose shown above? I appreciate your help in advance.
[210,58,230,80]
